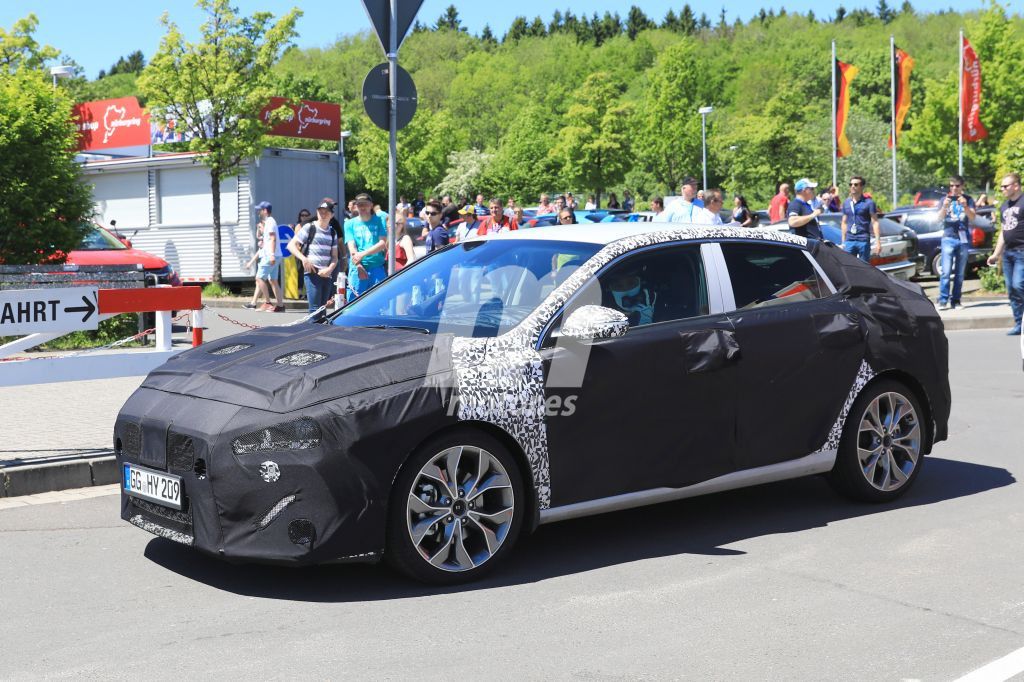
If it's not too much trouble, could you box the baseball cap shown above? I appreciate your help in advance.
[317,199,335,211]
[459,205,475,215]
[794,178,818,191]
[475,206,489,217]
[680,176,699,188]
[254,200,272,211]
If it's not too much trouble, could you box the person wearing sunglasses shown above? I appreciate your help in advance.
[476,198,518,236]
[935,174,976,311]
[988,173,1023,334]
[423,201,449,254]
[840,176,880,264]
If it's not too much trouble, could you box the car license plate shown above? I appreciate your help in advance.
[123,463,182,510]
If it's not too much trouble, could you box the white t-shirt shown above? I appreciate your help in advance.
[661,199,717,225]
[260,216,279,261]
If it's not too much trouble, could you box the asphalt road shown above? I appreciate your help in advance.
[1,329,1022,679]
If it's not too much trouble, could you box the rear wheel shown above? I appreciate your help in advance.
[386,430,524,584]
[829,379,925,503]
[931,252,942,277]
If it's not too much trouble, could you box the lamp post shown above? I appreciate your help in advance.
[49,65,74,89]
[698,106,714,192]
[338,130,352,219]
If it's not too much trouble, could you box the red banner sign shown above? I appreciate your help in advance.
[961,37,988,143]
[72,97,150,151]
[260,98,341,141]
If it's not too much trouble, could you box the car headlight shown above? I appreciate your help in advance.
[231,418,322,455]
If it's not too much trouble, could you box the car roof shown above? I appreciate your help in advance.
[473,222,805,247]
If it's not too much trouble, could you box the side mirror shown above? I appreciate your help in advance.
[561,305,629,342]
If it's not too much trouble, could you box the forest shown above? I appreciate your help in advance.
[27,3,1024,209]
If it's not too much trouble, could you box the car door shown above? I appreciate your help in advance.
[540,243,741,507]
[716,241,866,470]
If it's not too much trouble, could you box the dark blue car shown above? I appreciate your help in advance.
[885,207,996,277]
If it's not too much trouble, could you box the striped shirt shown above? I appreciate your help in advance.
[296,222,337,270]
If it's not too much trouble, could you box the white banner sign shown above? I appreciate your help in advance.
[0,288,99,335]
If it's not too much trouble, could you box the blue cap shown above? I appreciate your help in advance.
[475,206,489,216]
[254,201,272,212]
[794,178,817,192]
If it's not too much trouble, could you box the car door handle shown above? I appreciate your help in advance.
[678,328,741,373]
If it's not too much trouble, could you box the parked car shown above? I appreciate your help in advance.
[754,213,921,280]
[885,206,996,277]
[67,225,181,286]
[116,224,950,583]
[526,208,631,228]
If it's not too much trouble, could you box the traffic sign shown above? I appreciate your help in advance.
[0,288,98,335]
[361,0,425,54]
[362,63,418,131]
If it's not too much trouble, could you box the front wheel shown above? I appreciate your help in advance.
[829,379,925,503]
[386,430,525,584]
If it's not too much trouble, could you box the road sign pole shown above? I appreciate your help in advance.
[387,0,398,276]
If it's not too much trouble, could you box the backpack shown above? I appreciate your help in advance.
[300,222,337,256]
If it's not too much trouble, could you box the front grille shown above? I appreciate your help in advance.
[123,423,141,457]
[130,496,192,526]
[167,432,194,473]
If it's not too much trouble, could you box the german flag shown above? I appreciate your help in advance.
[889,46,915,148]
[835,59,859,158]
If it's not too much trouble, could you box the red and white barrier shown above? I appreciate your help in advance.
[0,286,203,387]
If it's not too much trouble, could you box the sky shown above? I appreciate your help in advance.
[3,0,1010,80]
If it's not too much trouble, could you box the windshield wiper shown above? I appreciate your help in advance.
[356,324,432,334]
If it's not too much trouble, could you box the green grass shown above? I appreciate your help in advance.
[202,282,232,298]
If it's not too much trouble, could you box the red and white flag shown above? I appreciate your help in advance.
[961,36,988,142]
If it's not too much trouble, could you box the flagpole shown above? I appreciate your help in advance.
[832,40,837,189]
[958,29,964,177]
[890,35,898,208]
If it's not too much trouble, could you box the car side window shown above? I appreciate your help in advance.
[566,245,709,328]
[721,243,829,310]
[904,215,938,234]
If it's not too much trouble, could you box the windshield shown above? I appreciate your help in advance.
[332,238,601,337]
[78,227,127,250]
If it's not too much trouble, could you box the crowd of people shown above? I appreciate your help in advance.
[245,169,1024,336]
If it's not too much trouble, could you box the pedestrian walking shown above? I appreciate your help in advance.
[840,176,881,264]
[251,201,284,312]
[342,193,387,302]
[477,198,519,236]
[391,213,417,270]
[703,189,726,224]
[787,178,828,240]
[662,177,716,224]
[732,195,754,226]
[288,198,340,319]
[769,182,791,224]
[423,200,450,253]
[987,172,1024,335]
[244,215,266,309]
[936,175,976,310]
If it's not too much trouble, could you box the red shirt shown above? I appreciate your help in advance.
[476,216,518,236]
[769,192,790,224]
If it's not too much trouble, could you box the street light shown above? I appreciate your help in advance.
[698,106,714,192]
[49,65,74,89]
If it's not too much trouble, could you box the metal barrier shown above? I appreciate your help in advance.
[0,286,203,387]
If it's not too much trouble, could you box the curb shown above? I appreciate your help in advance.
[0,454,118,498]
[942,315,1016,331]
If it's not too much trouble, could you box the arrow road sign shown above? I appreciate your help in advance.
[64,294,97,323]
[363,63,418,131]
[361,0,425,54]
[0,287,99,336]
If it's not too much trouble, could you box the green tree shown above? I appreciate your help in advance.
[626,5,655,39]
[356,109,464,197]
[995,121,1024,180]
[138,0,300,283]
[435,149,492,198]
[551,73,632,203]
[0,14,58,72]
[435,5,463,32]
[0,69,94,263]
[482,103,561,201]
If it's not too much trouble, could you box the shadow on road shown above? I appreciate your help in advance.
[144,455,1013,601]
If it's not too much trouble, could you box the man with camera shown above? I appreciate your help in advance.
[935,174,976,311]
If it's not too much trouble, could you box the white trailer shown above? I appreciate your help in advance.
[81,147,343,283]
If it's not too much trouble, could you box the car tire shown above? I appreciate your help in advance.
[386,429,525,584]
[828,379,925,503]
[931,253,942,277]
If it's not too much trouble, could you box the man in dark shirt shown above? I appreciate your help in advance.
[988,172,1024,335]
[936,174,976,310]
[787,178,829,240]
[840,176,881,263]
[411,192,426,217]
[423,200,449,253]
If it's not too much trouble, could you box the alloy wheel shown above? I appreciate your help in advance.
[405,445,516,572]
[856,391,921,492]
